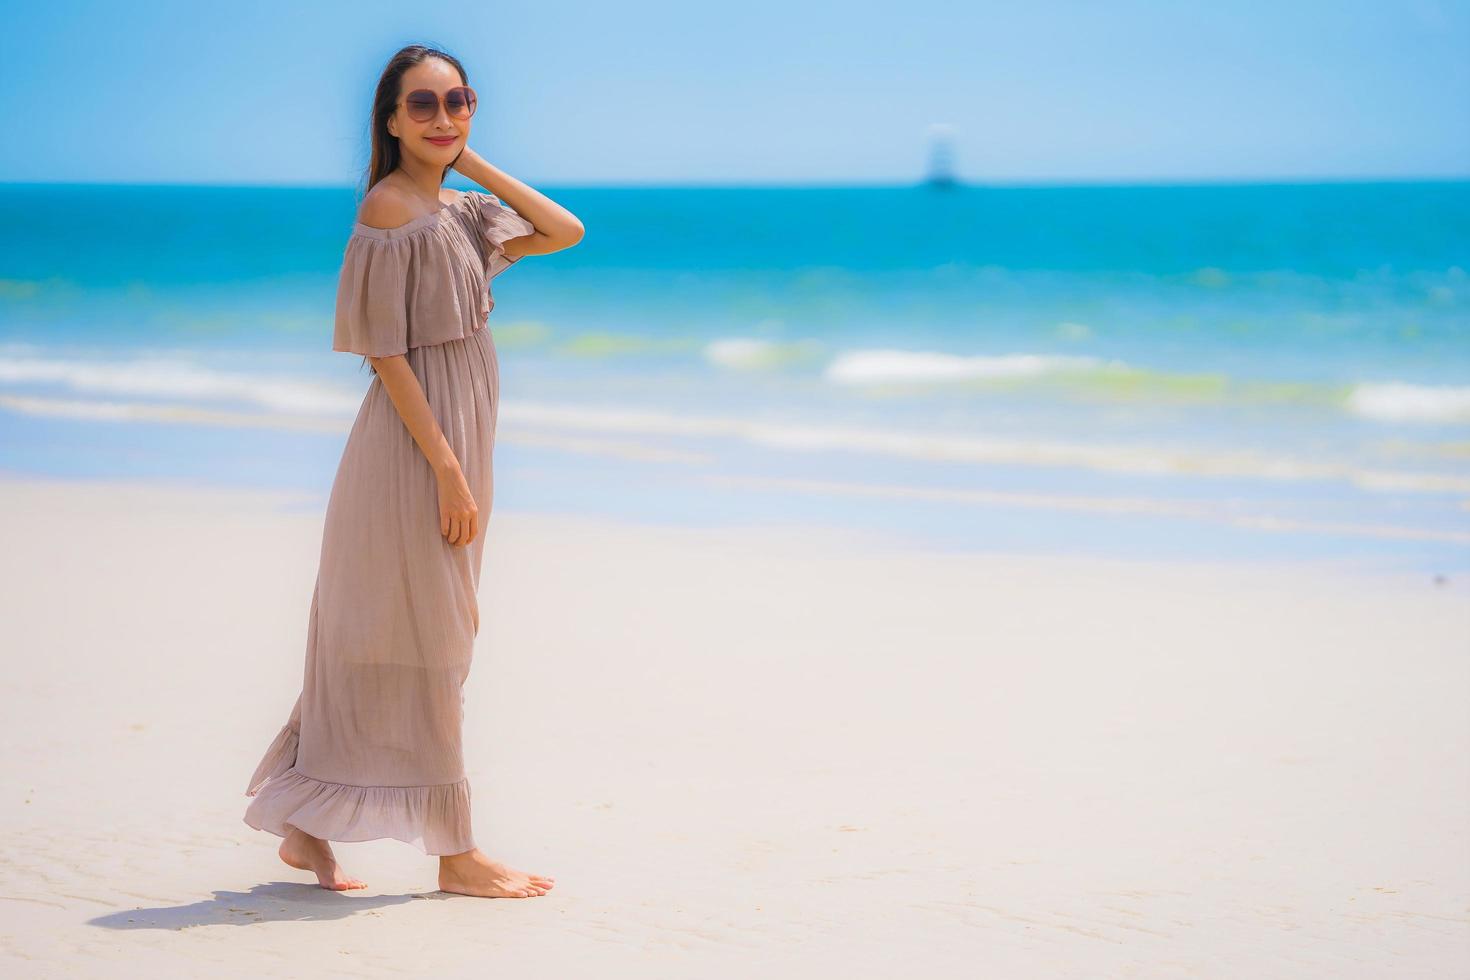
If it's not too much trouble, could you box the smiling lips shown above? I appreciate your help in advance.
[426,135,458,145]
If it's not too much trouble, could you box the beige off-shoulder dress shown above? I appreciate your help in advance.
[243,189,534,856]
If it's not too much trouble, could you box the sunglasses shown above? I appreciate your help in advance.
[400,85,477,123]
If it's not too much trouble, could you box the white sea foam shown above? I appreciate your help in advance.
[4,386,1468,497]
[823,348,1114,385]
[0,393,348,432]
[704,337,823,370]
[0,354,362,416]
[1345,382,1470,424]
[489,401,1470,495]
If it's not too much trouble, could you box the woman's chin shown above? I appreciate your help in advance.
[408,145,460,164]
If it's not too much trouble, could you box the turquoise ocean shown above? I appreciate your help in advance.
[1,181,1467,573]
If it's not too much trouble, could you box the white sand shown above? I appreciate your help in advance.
[0,473,1465,978]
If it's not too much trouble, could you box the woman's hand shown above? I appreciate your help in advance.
[450,152,586,251]
[366,357,482,547]
[450,145,479,177]
[435,463,479,547]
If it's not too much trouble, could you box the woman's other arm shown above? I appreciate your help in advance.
[354,182,480,548]
[452,147,584,257]
[369,354,479,548]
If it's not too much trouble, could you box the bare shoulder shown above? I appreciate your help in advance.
[356,183,420,231]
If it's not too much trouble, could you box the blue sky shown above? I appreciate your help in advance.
[2,0,1466,185]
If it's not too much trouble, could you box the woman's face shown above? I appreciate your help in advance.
[387,59,472,163]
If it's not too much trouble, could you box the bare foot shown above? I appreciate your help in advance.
[278,827,367,891]
[437,848,555,898]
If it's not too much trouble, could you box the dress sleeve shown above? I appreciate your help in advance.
[331,236,411,358]
[469,191,536,280]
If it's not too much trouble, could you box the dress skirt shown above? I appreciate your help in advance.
[243,322,500,855]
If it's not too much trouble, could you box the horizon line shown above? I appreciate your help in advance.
[3,174,1468,191]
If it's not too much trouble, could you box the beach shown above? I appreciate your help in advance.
[3,3,1467,974]
[0,472,1465,978]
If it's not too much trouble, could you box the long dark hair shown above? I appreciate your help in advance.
[351,45,471,374]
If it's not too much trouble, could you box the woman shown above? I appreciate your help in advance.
[243,45,583,898]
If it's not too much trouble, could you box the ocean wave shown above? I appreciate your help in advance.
[0,352,362,416]
[13,344,1466,434]
[821,346,1470,427]
[496,400,1470,495]
[0,392,348,432]
[824,348,1115,384]
[1345,382,1470,424]
[704,337,826,370]
[816,346,1281,406]
[4,380,1467,496]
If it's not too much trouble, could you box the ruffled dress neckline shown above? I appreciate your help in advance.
[329,189,535,358]
[349,191,472,241]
